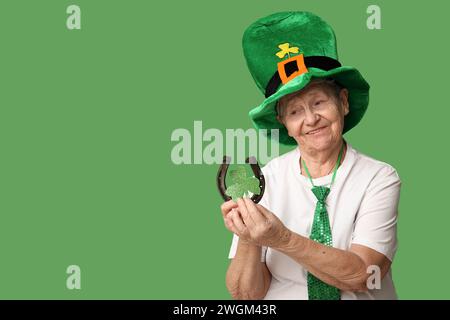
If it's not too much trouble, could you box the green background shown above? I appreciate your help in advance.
[0,0,447,299]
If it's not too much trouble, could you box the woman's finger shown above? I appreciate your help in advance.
[220,200,238,218]
[224,216,239,235]
[229,208,247,235]
[256,204,273,219]
[236,198,255,228]
[244,197,268,225]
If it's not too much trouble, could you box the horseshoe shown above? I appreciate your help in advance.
[216,155,266,203]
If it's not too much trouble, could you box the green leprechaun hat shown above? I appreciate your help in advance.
[243,11,370,145]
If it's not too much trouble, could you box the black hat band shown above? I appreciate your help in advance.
[265,55,342,98]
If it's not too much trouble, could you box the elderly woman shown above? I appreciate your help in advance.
[221,12,401,300]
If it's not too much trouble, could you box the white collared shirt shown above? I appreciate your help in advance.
[228,143,401,300]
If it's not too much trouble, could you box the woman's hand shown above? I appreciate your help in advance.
[220,199,239,230]
[221,197,291,248]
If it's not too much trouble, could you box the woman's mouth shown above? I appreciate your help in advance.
[306,126,326,135]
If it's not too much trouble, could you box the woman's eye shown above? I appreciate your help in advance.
[289,109,303,115]
[314,100,324,106]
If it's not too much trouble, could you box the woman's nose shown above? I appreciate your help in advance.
[304,108,319,125]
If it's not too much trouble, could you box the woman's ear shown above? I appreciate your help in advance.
[276,114,284,125]
[340,88,350,115]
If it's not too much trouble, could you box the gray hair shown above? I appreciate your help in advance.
[276,78,344,118]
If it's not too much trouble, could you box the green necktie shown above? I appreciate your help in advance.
[301,143,345,300]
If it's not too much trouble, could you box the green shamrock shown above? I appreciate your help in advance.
[225,166,261,201]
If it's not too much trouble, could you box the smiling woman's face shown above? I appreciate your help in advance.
[277,80,349,154]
